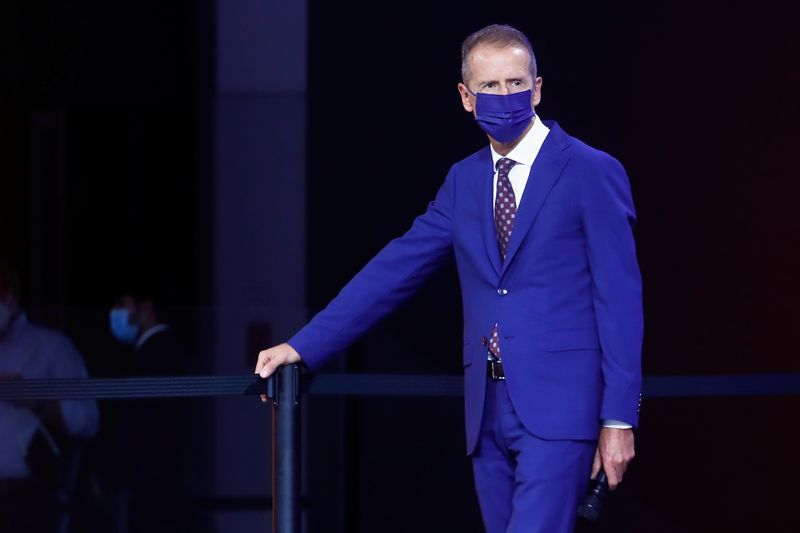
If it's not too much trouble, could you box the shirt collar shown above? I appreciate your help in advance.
[489,115,550,170]
[135,324,170,350]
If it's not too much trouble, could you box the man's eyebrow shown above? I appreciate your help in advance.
[476,77,527,86]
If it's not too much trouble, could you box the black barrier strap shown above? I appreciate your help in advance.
[642,373,800,397]
[307,373,464,396]
[307,372,800,398]
[0,373,798,401]
[0,374,270,400]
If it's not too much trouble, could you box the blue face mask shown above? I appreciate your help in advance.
[473,89,535,143]
[109,308,139,344]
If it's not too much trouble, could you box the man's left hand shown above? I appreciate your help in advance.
[591,427,635,490]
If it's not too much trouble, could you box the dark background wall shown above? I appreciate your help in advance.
[1,0,798,532]
[1,1,201,308]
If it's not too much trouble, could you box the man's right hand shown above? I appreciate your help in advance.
[254,343,302,402]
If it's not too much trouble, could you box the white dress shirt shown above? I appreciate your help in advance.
[0,313,100,478]
[487,116,632,430]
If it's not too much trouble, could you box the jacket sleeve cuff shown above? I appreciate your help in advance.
[600,389,642,428]
[286,329,331,373]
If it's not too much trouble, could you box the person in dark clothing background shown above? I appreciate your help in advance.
[95,291,190,533]
[109,292,186,377]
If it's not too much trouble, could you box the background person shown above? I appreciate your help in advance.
[93,289,190,533]
[0,259,99,532]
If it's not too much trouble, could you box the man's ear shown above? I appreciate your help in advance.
[532,77,543,107]
[457,83,475,113]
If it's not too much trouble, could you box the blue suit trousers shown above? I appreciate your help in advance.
[472,377,596,533]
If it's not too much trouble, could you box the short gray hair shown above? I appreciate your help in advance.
[461,24,537,85]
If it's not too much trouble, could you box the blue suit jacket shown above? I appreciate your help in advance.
[290,122,642,454]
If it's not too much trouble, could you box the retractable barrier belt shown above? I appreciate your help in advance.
[0,372,798,401]
[0,374,270,400]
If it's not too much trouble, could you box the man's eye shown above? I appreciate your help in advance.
[484,82,497,88]
[512,80,522,86]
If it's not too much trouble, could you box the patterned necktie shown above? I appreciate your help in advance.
[489,157,518,359]
[494,157,518,262]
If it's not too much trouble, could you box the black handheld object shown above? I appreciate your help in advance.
[577,470,608,523]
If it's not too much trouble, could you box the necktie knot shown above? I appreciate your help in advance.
[496,157,517,176]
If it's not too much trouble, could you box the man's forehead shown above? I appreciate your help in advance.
[468,44,530,66]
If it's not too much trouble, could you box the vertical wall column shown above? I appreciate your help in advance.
[212,1,307,530]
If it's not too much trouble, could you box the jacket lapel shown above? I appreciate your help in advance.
[500,123,571,276]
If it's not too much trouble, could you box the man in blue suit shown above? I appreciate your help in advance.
[257,24,642,533]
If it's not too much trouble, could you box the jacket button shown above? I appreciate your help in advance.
[497,288,509,296]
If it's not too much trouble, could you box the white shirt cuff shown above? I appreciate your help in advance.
[602,419,633,429]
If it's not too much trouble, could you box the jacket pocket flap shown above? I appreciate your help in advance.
[547,329,601,352]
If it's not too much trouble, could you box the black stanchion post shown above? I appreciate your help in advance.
[271,364,301,533]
